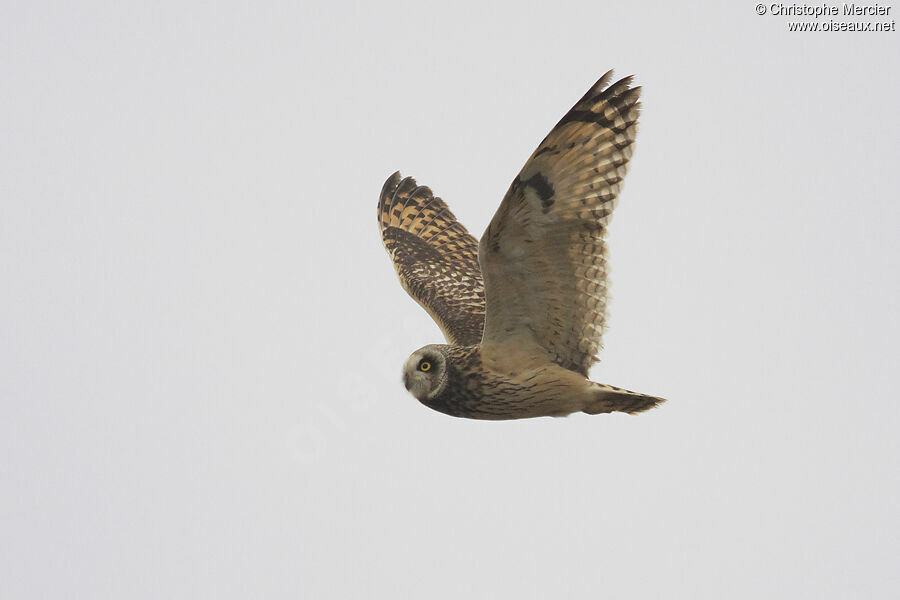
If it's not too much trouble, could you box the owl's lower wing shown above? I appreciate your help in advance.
[378,172,486,346]
[479,71,641,376]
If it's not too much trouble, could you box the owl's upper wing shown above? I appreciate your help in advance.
[378,172,485,346]
[479,71,641,376]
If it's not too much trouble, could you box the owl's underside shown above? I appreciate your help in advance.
[379,70,665,420]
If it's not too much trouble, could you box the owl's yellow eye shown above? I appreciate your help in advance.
[419,360,432,372]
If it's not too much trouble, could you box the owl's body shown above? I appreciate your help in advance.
[405,344,583,420]
[380,71,665,420]
[404,344,659,420]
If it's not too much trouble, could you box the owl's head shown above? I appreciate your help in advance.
[402,344,449,403]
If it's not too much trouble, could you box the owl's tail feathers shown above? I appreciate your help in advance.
[583,383,666,415]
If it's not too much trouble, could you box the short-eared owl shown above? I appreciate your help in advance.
[378,70,665,420]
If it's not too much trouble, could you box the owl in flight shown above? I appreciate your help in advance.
[378,70,665,420]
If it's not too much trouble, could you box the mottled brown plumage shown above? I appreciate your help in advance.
[380,70,665,420]
[378,175,485,346]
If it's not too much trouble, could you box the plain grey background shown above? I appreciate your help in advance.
[2,1,898,598]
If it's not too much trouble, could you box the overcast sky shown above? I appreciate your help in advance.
[2,2,898,598]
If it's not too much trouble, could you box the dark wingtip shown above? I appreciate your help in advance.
[380,171,403,201]
[572,70,642,112]
[575,70,615,106]
[378,171,404,231]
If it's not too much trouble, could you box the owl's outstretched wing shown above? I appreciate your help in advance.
[378,172,485,346]
[479,71,641,376]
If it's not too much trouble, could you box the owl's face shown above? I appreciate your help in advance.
[402,345,449,402]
